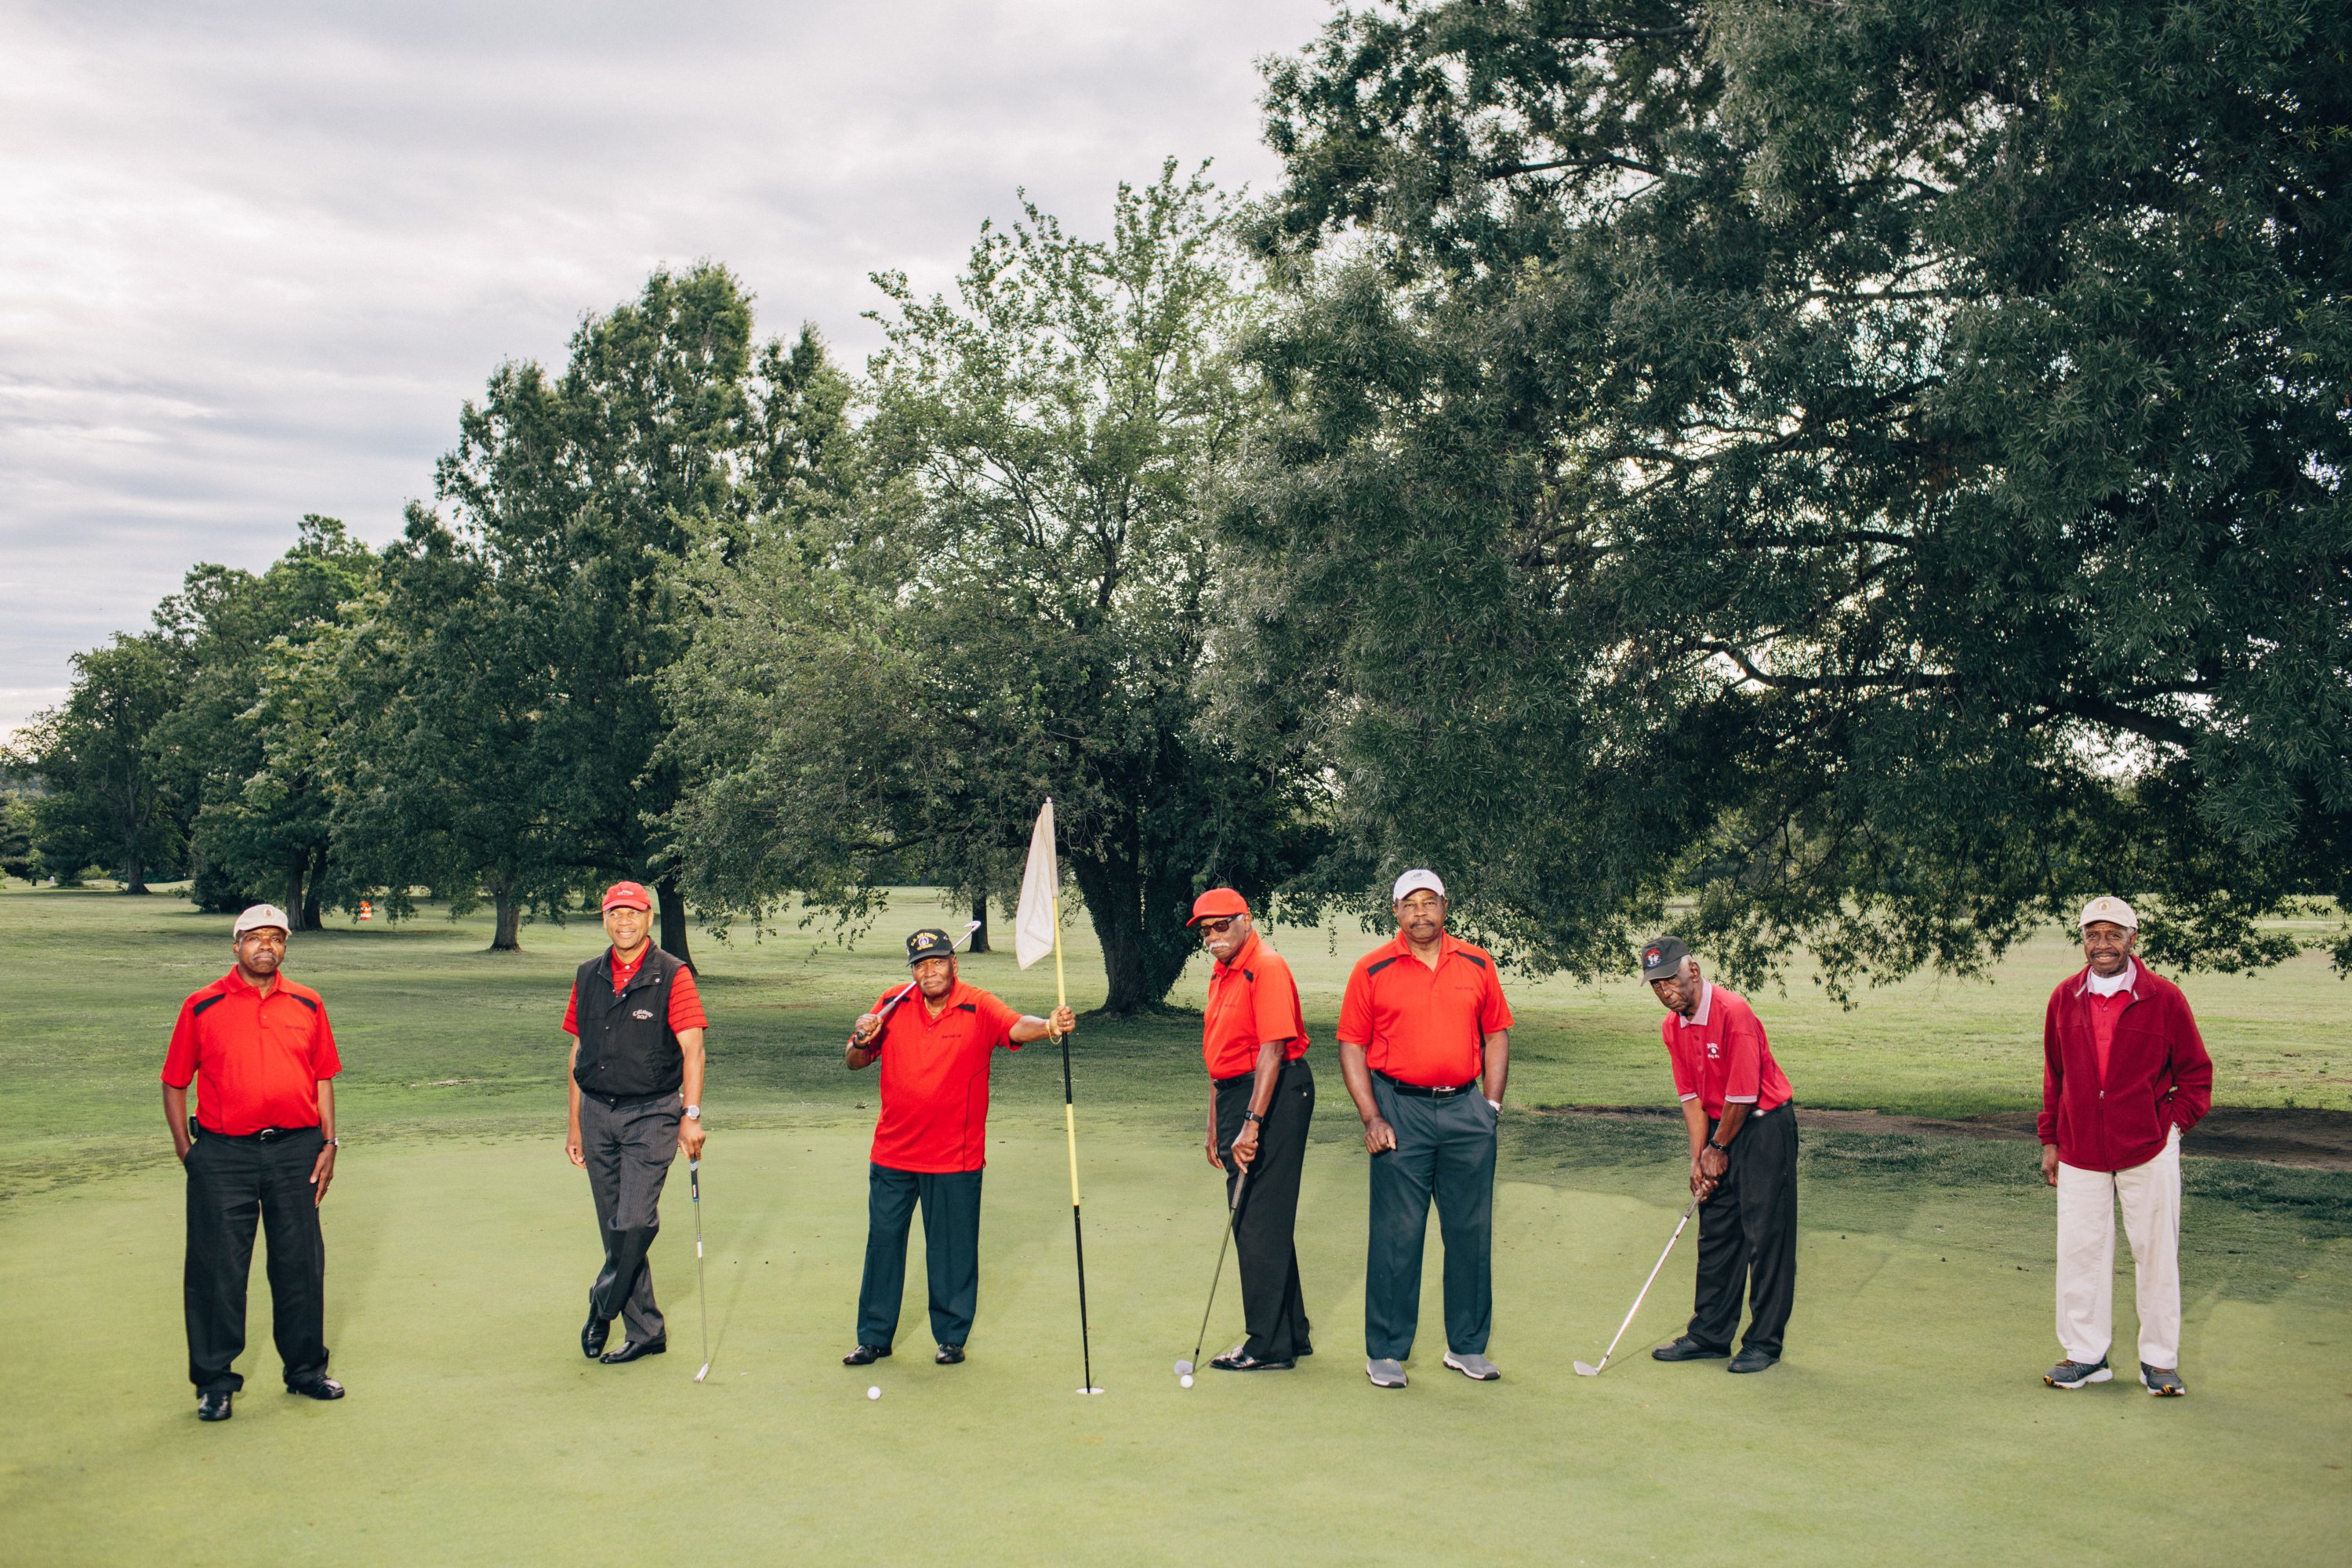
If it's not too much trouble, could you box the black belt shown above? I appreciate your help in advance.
[191,1119,317,1144]
[1375,1070,1479,1099]
[579,1087,681,1109]
[1213,1058,1299,1091]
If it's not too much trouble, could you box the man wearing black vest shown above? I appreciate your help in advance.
[563,880,708,1365]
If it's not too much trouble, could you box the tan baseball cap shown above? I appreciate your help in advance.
[1392,869,1446,902]
[233,903,292,938]
[2078,895,2137,931]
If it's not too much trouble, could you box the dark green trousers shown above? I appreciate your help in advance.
[1365,1076,1496,1360]
[856,1164,983,1349]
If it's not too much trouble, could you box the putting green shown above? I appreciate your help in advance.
[3,1121,2344,1566]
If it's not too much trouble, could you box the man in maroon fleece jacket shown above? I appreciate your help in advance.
[2038,896,2212,1396]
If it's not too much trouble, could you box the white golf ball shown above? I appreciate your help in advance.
[1179,1374,1193,1388]
[867,1385,880,1400]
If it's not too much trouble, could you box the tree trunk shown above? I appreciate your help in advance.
[285,856,310,931]
[1069,852,1149,1014]
[301,844,326,931]
[122,848,149,895]
[968,895,990,953]
[490,881,523,951]
[655,870,694,971]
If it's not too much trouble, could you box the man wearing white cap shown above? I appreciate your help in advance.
[1335,869,1513,1388]
[161,904,345,1421]
[2039,896,2212,1396]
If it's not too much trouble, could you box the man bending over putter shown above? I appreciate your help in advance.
[1642,936,1798,1374]
[1336,869,1513,1388]
[1191,887,1315,1370]
[163,903,347,1421]
[841,927,1076,1367]
[2039,897,2211,1396]
[564,881,708,1367]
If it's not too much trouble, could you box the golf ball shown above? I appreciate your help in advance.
[1179,1374,1193,1388]
[867,1385,880,1400]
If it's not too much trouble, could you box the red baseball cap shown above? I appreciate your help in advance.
[1186,887,1249,926]
[601,881,654,913]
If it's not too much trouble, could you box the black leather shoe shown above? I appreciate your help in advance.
[1651,1336,1730,1362]
[1727,1347,1779,1374]
[841,1343,892,1367]
[1210,1351,1295,1371]
[600,1336,666,1364]
[935,1344,965,1365]
[197,1390,233,1422]
[286,1374,346,1400]
[583,1302,612,1360]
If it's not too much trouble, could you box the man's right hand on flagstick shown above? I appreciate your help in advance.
[1047,1004,1076,1036]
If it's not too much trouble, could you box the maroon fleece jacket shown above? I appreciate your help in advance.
[2039,964,2213,1172]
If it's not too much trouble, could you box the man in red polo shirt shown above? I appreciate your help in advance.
[563,880,707,1367]
[1641,935,1798,1374]
[162,902,345,1422]
[2039,896,2212,1397]
[1191,887,1315,1370]
[1336,869,1513,1388]
[840,927,1076,1367]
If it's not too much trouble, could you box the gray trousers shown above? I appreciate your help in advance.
[580,1090,681,1344]
[1366,1076,1497,1360]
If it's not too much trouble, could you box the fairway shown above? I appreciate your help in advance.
[2,889,2349,1566]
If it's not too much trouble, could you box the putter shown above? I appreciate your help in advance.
[1174,1160,1250,1383]
[850,920,984,1051]
[689,1157,711,1383]
[1573,1193,1701,1377]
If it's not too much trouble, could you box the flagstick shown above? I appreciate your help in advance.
[1051,880,1101,1396]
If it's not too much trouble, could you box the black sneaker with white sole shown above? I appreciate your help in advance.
[2043,1356,2111,1388]
[2140,1363,2185,1396]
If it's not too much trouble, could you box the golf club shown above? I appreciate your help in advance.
[848,920,985,1051]
[1174,1160,1250,1384]
[1573,1192,1701,1377]
[689,1156,711,1383]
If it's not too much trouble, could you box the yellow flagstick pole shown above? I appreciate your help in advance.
[1051,862,1099,1394]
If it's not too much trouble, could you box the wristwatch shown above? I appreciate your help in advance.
[1705,1137,1729,1153]
[1242,1111,1263,1127]
[684,1105,702,1121]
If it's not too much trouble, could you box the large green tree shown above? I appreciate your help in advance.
[1237,0,2352,989]
[669,167,1312,1011]
[6,633,187,891]
[436,264,770,964]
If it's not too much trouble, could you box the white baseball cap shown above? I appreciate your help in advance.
[233,903,292,938]
[1391,869,1446,902]
[2078,895,2137,931]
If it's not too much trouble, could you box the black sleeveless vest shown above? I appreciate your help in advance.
[572,946,687,1098]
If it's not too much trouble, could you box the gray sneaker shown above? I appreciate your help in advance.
[2140,1363,2185,1396]
[1443,1351,1500,1381]
[2043,1356,2112,1389]
[1365,1357,1407,1388]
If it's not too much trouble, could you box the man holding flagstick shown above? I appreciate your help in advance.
[841,925,1073,1367]
[1013,798,1102,1395]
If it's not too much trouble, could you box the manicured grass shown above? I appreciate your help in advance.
[2,887,2347,1565]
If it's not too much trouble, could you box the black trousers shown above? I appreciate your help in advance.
[1688,1103,1799,1358]
[1215,1058,1315,1360]
[856,1165,983,1349]
[183,1125,329,1394]
[1365,1076,1496,1360]
[581,1090,681,1344]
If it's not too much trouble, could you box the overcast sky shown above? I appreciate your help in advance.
[0,0,1331,731]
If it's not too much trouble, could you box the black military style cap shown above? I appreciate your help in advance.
[906,927,957,966]
[1639,935,1690,981]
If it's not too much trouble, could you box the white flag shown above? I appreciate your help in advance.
[1014,798,1060,970]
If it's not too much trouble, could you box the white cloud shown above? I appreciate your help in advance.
[0,0,1328,729]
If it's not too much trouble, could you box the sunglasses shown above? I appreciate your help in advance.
[1196,917,1240,936]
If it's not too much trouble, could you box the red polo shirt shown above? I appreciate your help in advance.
[162,970,343,1134]
[1336,931,1512,1088]
[868,979,1024,1174]
[1202,931,1311,1080]
[561,947,708,1036]
[1661,982,1792,1119]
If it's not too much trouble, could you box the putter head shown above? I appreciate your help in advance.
[695,1363,710,1384]
[1573,1360,1601,1377]
[1174,1359,1194,1377]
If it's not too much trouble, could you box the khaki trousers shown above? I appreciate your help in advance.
[2056,1127,2181,1370]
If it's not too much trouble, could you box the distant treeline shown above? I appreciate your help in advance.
[10,5,2350,1008]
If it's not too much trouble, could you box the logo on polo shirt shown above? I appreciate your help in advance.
[1705,1042,1721,1059]
[632,1007,655,1021]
